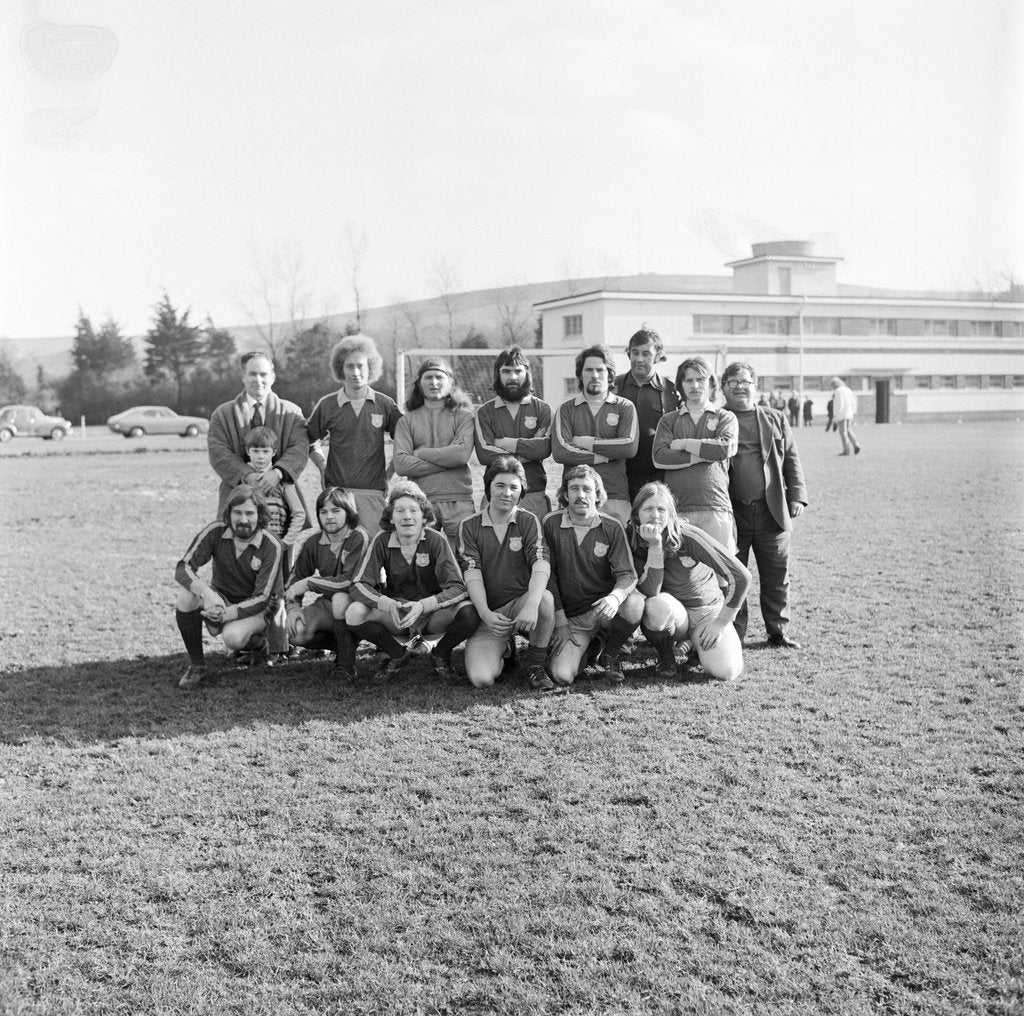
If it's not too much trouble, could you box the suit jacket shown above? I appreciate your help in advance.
[732,406,807,532]
[208,390,310,512]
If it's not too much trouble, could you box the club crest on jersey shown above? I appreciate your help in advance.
[706,417,718,432]
[251,558,262,570]
[509,536,523,552]
[524,417,537,429]
[370,414,384,428]
[594,542,609,558]
[606,413,619,426]
[679,555,697,567]
[415,553,430,567]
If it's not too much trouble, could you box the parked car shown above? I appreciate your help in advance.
[0,404,72,440]
[106,406,210,438]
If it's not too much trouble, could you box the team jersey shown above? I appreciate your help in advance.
[542,509,636,620]
[287,525,370,598]
[551,393,639,502]
[651,407,738,513]
[176,523,284,620]
[629,521,749,611]
[473,395,552,495]
[456,506,548,610]
[393,405,475,502]
[352,527,467,612]
[307,388,402,492]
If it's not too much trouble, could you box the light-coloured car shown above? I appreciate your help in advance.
[107,405,210,438]
[0,404,72,440]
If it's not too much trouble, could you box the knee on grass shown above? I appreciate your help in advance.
[643,593,684,634]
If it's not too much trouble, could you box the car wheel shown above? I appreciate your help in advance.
[128,426,145,438]
[0,428,12,443]
[184,424,199,437]
[50,427,65,441]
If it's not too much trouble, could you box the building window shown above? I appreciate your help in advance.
[807,317,840,335]
[962,375,981,388]
[759,316,792,335]
[1000,322,1024,338]
[563,315,583,338]
[1012,375,1024,388]
[912,375,933,389]
[938,375,957,389]
[563,377,578,396]
[693,315,729,334]
[989,375,1007,388]
[962,321,996,337]
[923,320,955,336]
[897,319,925,336]
[867,319,897,335]
[839,318,870,336]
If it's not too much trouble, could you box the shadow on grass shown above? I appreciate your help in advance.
[0,643,713,745]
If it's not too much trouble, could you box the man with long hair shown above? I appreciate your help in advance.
[393,357,476,541]
[173,485,286,689]
[474,345,553,519]
[285,486,370,681]
[543,464,643,686]
[552,343,639,525]
[307,334,402,535]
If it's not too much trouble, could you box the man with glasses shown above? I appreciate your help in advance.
[721,361,808,649]
[614,326,681,502]
[208,351,310,513]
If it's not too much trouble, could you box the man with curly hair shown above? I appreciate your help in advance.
[173,485,286,690]
[307,334,403,535]
[347,481,478,683]
[393,357,476,541]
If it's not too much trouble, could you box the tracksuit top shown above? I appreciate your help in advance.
[306,388,402,492]
[615,372,681,478]
[287,526,370,598]
[176,524,284,620]
[393,404,476,502]
[456,506,548,610]
[473,395,553,495]
[651,407,738,513]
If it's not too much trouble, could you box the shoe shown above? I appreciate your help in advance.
[178,663,207,690]
[854,446,861,455]
[407,634,431,656]
[429,652,458,683]
[372,652,410,684]
[839,451,852,456]
[271,652,291,666]
[599,653,625,683]
[768,632,802,649]
[332,661,356,683]
[526,664,556,692]
[654,645,678,681]
[584,636,605,670]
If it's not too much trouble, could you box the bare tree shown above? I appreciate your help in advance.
[494,282,534,346]
[427,253,462,347]
[343,223,370,330]
[964,257,1024,301]
[237,238,315,367]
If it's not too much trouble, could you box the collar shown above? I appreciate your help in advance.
[623,371,664,390]
[319,527,350,546]
[573,391,616,407]
[244,393,264,410]
[337,387,378,408]
[221,527,266,547]
[387,529,428,548]
[559,508,603,530]
[481,505,520,528]
[493,394,535,409]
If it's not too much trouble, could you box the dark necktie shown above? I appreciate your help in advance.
[251,402,263,428]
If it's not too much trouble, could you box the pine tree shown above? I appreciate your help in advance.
[144,291,202,407]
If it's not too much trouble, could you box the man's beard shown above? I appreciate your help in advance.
[496,378,529,403]
[585,381,605,396]
[232,522,255,539]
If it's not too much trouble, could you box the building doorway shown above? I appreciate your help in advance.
[875,378,891,423]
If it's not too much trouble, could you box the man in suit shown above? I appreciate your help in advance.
[208,351,310,513]
[721,361,808,649]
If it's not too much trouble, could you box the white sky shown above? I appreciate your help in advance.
[2,0,1020,338]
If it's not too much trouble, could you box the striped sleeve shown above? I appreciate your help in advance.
[514,399,552,461]
[593,398,639,460]
[473,401,505,463]
[308,526,370,597]
[286,528,320,588]
[175,522,222,591]
[351,530,391,607]
[232,534,285,620]
[652,412,694,469]
[679,523,751,610]
[429,531,468,609]
[551,400,595,465]
[694,410,738,461]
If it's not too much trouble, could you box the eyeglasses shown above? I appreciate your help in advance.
[725,380,754,390]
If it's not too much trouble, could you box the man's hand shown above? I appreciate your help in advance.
[788,501,804,519]
[573,436,595,451]
[378,596,405,630]
[255,468,283,495]
[220,604,239,624]
[669,438,692,452]
[592,594,620,622]
[399,600,426,630]
[286,604,305,640]
[285,579,308,602]
[482,609,514,637]
[512,599,539,633]
[201,602,225,624]
[200,588,226,616]
[551,624,582,654]
[696,617,729,652]
[638,523,663,547]
[495,437,518,452]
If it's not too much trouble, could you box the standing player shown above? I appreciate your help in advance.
[652,356,738,549]
[284,487,370,681]
[552,344,639,525]
[307,334,402,535]
[393,358,476,541]
[614,326,681,502]
[457,455,555,690]
[829,376,862,456]
[346,481,479,682]
[174,486,286,690]
[629,482,750,682]
[473,346,553,519]
[208,351,309,513]
[544,465,644,686]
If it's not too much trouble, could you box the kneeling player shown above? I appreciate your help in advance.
[285,486,369,682]
[457,455,554,690]
[629,482,750,681]
[544,465,644,686]
[174,486,285,689]
[346,481,479,682]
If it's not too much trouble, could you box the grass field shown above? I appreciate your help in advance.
[1,421,1021,1015]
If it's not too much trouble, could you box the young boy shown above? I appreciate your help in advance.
[244,425,307,546]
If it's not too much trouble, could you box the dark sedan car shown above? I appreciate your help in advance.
[107,406,209,438]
